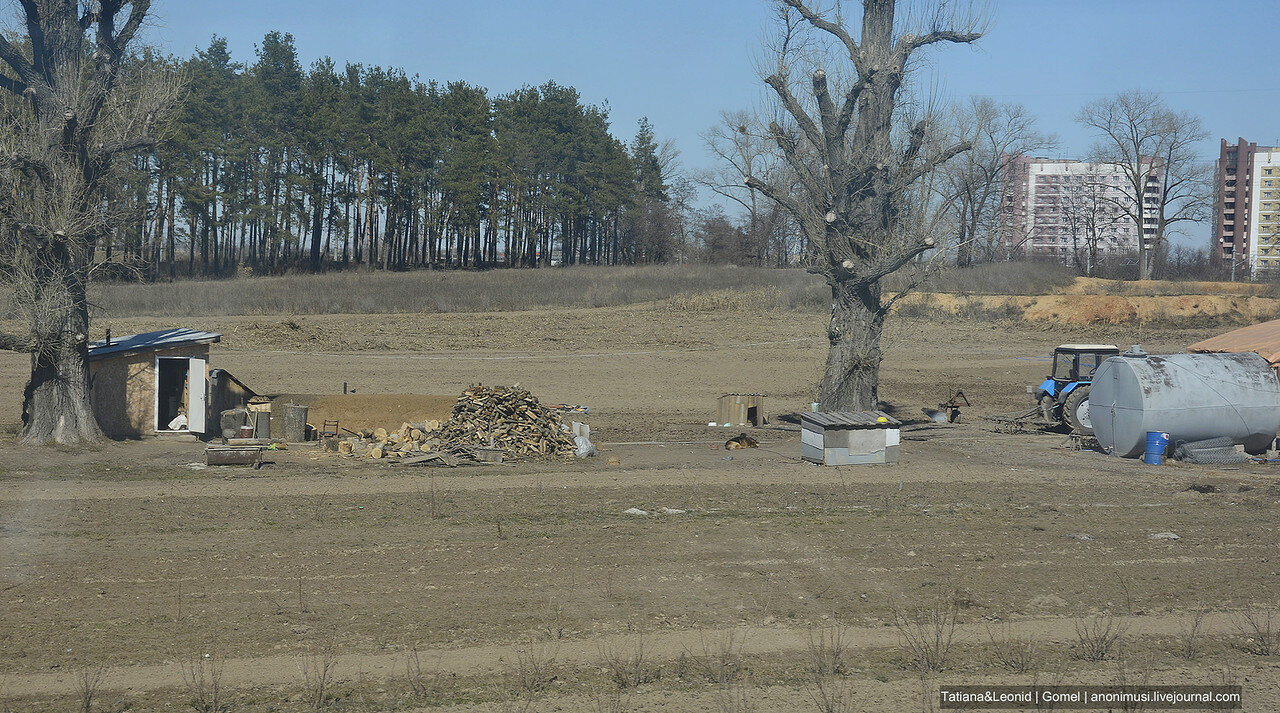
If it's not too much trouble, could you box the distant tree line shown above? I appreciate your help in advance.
[107,33,739,279]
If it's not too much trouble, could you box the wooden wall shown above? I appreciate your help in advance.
[89,344,210,438]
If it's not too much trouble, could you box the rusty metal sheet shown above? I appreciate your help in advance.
[1188,319,1280,366]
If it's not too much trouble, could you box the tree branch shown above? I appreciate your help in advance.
[112,1,151,53]
[811,69,843,164]
[836,72,873,137]
[745,175,807,231]
[782,0,861,68]
[17,0,45,78]
[765,121,824,206]
[0,72,26,97]
[0,149,53,184]
[0,331,37,353]
[903,139,972,187]
[853,241,930,286]
[764,73,824,155]
[95,133,157,160]
[898,30,982,54]
[0,35,36,88]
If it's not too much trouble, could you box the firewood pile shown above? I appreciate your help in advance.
[440,384,577,459]
[328,384,576,463]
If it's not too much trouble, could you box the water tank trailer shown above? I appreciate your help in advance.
[1090,347,1280,458]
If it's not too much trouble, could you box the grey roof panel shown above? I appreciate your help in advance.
[88,328,221,361]
[802,410,901,428]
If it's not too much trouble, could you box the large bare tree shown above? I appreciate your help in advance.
[744,0,982,410]
[0,1,175,444]
[944,97,1054,266]
[1076,90,1209,281]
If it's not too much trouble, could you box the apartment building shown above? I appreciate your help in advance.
[998,154,1161,264]
[1216,138,1280,273]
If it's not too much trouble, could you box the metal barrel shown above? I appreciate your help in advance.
[1143,431,1169,465]
[282,403,309,442]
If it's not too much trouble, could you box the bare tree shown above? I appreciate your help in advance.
[1076,90,1210,280]
[1059,177,1125,276]
[943,97,1054,266]
[745,0,983,410]
[699,110,807,265]
[0,1,177,444]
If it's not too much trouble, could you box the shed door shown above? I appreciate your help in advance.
[188,357,207,434]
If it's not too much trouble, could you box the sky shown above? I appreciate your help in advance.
[145,0,1280,248]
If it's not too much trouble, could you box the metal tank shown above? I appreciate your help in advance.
[1091,349,1280,458]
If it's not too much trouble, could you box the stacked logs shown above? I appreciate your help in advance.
[440,384,577,459]
[330,384,576,462]
[335,420,450,459]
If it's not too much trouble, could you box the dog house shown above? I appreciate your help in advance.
[88,328,222,438]
[801,410,901,465]
[717,393,767,427]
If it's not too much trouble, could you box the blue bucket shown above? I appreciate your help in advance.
[1143,431,1170,465]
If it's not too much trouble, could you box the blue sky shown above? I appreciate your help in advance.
[146,0,1280,247]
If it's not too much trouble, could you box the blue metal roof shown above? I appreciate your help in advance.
[88,328,221,361]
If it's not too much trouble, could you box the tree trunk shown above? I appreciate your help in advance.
[21,252,103,445]
[819,280,885,411]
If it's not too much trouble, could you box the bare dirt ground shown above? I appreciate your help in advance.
[2,294,1280,712]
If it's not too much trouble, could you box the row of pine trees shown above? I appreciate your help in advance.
[113,33,687,279]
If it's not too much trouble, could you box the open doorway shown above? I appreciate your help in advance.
[156,357,190,431]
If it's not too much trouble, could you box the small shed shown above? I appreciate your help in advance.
[717,393,767,427]
[801,410,901,465]
[88,328,221,438]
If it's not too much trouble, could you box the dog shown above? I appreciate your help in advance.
[724,433,759,450]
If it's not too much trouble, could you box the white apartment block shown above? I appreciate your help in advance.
[999,154,1161,263]
[1246,148,1280,270]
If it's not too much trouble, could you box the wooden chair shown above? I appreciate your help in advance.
[319,419,339,439]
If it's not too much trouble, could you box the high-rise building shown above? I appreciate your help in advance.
[998,154,1161,266]
[1215,138,1280,274]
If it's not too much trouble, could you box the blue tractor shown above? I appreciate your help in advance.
[1034,344,1119,435]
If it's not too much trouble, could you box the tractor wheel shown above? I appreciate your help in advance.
[1063,386,1093,435]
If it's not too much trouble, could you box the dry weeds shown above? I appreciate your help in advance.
[1112,646,1154,713]
[83,261,1089,320]
[75,665,106,713]
[1178,608,1209,660]
[985,622,1039,673]
[508,638,559,696]
[806,625,850,677]
[1231,603,1278,656]
[588,688,633,713]
[299,640,337,711]
[599,635,657,691]
[683,631,747,684]
[714,679,755,713]
[805,672,856,713]
[1073,613,1127,661]
[88,265,826,318]
[181,652,230,713]
[894,591,961,674]
[403,643,445,703]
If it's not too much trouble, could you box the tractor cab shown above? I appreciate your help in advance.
[1035,344,1120,434]
[1049,344,1119,387]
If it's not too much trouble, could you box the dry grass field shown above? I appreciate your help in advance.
[2,266,1280,712]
